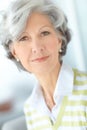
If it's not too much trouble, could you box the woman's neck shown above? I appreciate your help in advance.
[35,62,61,110]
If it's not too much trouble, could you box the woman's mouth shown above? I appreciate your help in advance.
[31,56,49,62]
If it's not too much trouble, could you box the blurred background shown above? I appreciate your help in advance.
[0,0,87,129]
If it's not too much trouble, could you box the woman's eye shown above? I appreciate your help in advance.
[41,31,50,36]
[19,36,29,41]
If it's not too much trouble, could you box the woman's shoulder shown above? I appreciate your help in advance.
[73,68,87,87]
[73,68,87,76]
[73,68,87,80]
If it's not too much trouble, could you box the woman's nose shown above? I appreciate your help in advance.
[32,47,44,53]
[31,40,44,54]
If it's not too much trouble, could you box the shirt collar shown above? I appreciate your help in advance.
[53,62,74,99]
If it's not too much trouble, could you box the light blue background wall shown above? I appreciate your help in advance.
[74,0,87,68]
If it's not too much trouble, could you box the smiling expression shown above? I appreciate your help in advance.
[11,12,62,74]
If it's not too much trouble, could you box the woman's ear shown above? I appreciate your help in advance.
[9,43,18,59]
[58,37,62,49]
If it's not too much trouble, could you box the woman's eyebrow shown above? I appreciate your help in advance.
[39,25,52,30]
[21,32,29,36]
[18,32,29,38]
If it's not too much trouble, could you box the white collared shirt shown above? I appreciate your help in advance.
[25,63,74,124]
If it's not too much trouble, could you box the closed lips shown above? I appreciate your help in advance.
[31,56,49,62]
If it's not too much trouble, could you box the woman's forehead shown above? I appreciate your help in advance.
[24,12,53,30]
[28,12,52,24]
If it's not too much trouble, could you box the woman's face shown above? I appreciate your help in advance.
[11,12,62,74]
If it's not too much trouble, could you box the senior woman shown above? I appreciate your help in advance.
[0,0,87,130]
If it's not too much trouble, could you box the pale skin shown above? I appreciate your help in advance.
[11,12,62,110]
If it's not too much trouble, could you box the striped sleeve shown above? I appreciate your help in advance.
[60,69,87,129]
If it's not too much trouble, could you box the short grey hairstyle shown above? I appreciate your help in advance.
[0,0,71,70]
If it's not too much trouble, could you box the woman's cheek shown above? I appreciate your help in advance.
[47,39,58,52]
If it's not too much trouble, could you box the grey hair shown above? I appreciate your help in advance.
[0,0,71,70]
